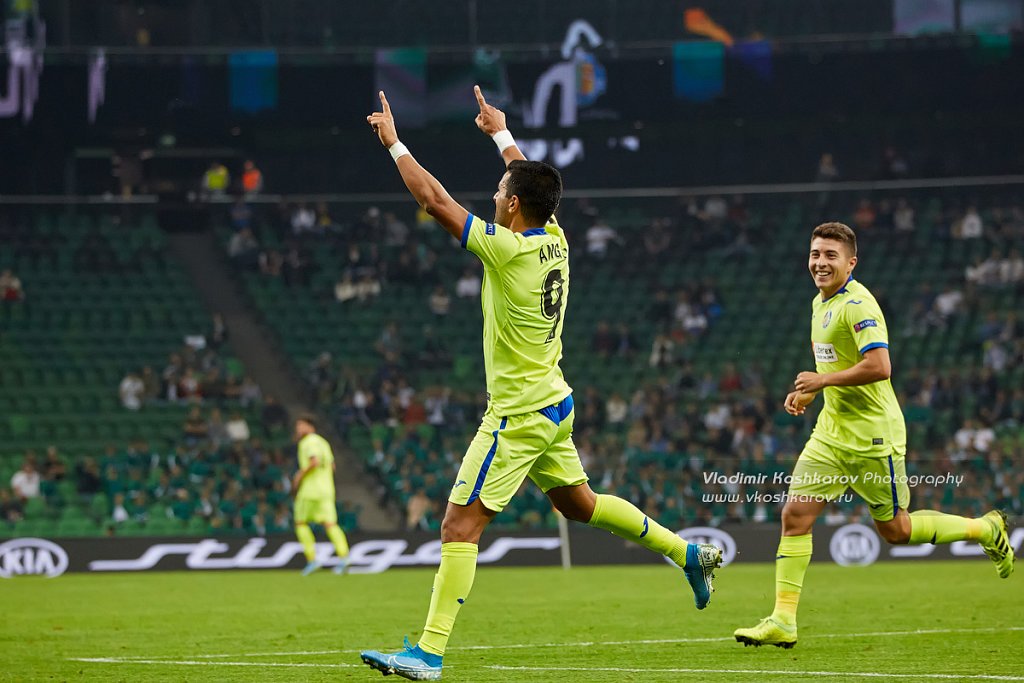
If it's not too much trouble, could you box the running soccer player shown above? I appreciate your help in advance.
[734,222,1014,649]
[359,87,722,681]
[292,414,350,575]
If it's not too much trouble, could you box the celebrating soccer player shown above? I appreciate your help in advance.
[359,87,723,681]
[291,415,350,575]
[733,222,1014,650]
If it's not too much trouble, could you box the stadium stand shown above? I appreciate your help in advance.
[222,189,1024,531]
[0,209,363,538]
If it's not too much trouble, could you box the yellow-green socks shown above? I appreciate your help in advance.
[418,542,478,656]
[295,523,316,562]
[908,510,988,544]
[771,534,812,626]
[326,524,350,558]
[588,493,689,568]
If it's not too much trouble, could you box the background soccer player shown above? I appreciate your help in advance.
[291,415,350,575]
[359,87,723,681]
[734,222,1014,649]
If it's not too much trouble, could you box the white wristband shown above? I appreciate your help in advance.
[389,142,410,161]
[492,130,516,152]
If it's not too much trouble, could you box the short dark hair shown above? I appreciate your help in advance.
[506,160,562,226]
[811,221,857,256]
[295,413,318,430]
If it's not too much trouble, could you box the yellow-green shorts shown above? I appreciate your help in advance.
[449,394,588,513]
[788,436,911,521]
[294,497,338,525]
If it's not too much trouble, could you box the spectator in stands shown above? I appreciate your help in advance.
[930,284,964,325]
[119,370,145,410]
[259,249,283,277]
[315,202,339,233]
[42,446,66,482]
[375,322,403,358]
[880,146,909,179]
[384,211,410,247]
[308,352,337,404]
[953,206,984,239]
[290,203,317,235]
[75,457,102,495]
[358,273,382,302]
[585,216,619,258]
[999,249,1024,286]
[230,197,253,232]
[282,245,309,288]
[455,267,481,298]
[0,269,25,301]
[615,323,637,357]
[816,153,838,183]
[853,199,876,231]
[178,368,201,401]
[202,162,230,197]
[605,392,628,428]
[261,395,289,436]
[209,313,229,350]
[428,285,451,317]
[242,159,263,196]
[239,376,262,407]
[592,321,615,358]
[647,289,672,326]
[228,227,260,268]
[894,198,915,241]
[704,196,728,224]
[649,333,674,368]
[182,406,209,444]
[335,273,358,303]
[418,325,449,369]
[0,488,23,523]
[11,457,41,501]
[226,411,251,443]
[643,218,672,256]
[406,489,431,530]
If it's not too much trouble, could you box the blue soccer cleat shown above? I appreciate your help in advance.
[683,543,723,610]
[332,557,350,575]
[300,560,322,576]
[360,637,443,681]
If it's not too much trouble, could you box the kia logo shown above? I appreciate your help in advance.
[0,538,69,578]
[830,524,880,567]
[666,527,737,566]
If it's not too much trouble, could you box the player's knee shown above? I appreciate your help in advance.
[554,499,591,523]
[440,512,482,544]
[780,505,813,534]
[877,523,910,545]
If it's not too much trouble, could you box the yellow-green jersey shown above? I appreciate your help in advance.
[296,433,335,500]
[809,277,906,456]
[460,213,572,416]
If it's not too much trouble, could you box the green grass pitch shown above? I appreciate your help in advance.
[1,560,1020,682]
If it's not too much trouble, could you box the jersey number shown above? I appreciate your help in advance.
[541,269,565,343]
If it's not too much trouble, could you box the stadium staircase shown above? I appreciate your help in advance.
[167,231,396,530]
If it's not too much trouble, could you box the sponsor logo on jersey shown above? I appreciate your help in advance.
[822,310,833,328]
[854,319,878,332]
[485,223,496,236]
[813,342,838,363]
[846,299,863,305]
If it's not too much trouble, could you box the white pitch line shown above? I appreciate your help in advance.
[119,624,1023,660]
[69,657,360,669]
[488,666,1024,681]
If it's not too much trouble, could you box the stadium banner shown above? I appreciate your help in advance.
[2,524,1019,578]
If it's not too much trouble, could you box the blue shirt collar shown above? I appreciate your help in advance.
[522,227,547,237]
[821,275,854,303]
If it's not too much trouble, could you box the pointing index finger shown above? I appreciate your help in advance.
[474,85,487,110]
[379,90,391,114]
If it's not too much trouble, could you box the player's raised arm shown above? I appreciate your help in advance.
[367,91,469,242]
[474,85,527,167]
